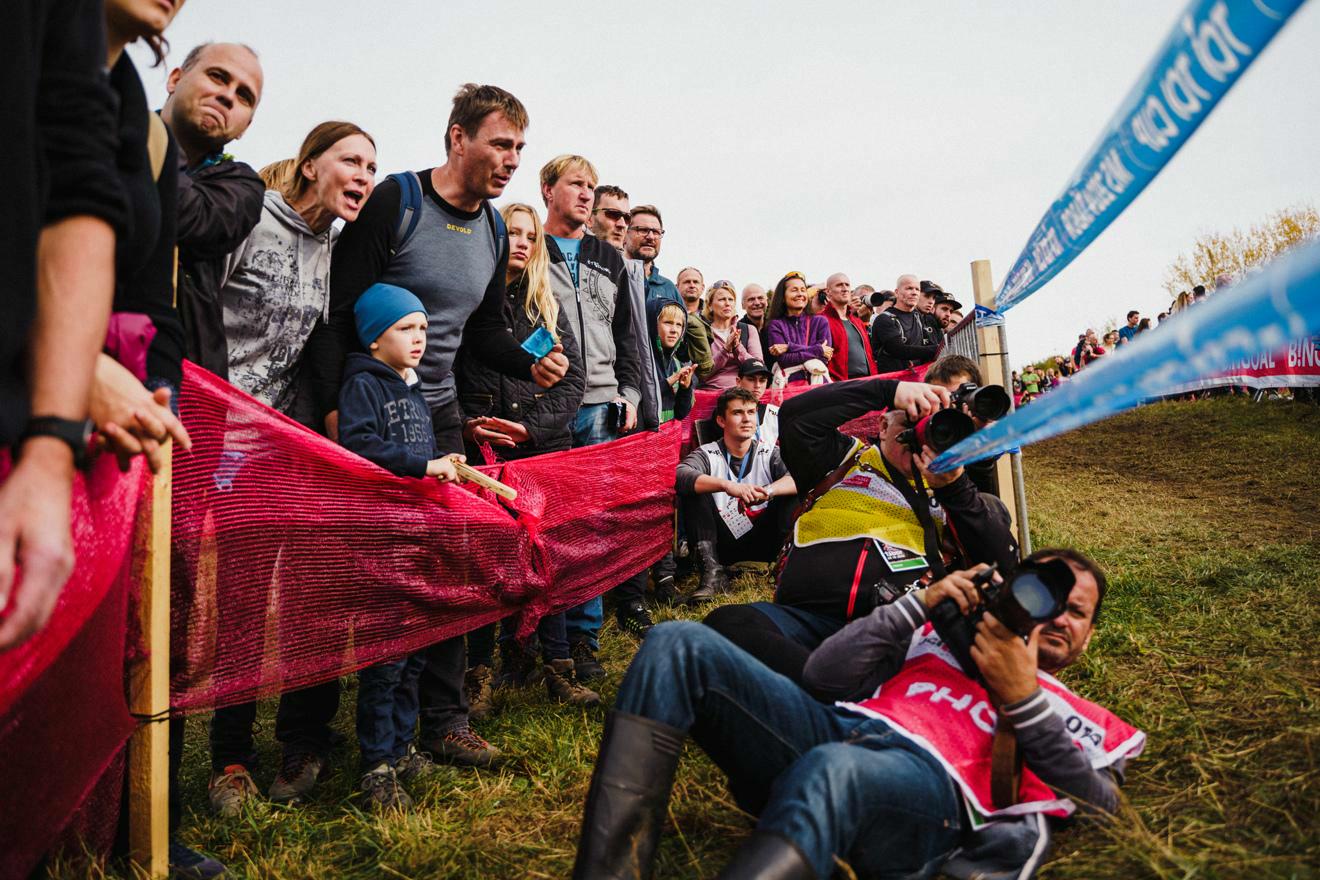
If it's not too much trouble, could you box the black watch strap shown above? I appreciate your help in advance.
[21,416,94,470]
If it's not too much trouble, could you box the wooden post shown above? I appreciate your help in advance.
[969,261,1029,549]
[128,443,171,877]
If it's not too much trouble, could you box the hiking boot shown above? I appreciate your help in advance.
[464,663,496,722]
[394,743,440,784]
[652,574,681,606]
[169,840,227,879]
[357,762,412,812]
[616,601,654,639]
[207,764,259,818]
[268,752,326,805]
[715,831,816,879]
[686,540,728,604]
[497,638,544,689]
[570,638,606,683]
[544,658,602,706]
[419,726,503,768]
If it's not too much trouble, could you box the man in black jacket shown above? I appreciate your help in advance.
[161,42,266,378]
[871,274,939,373]
[704,376,1018,683]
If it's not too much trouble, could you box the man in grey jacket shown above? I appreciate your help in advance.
[572,542,1141,880]
[539,154,649,673]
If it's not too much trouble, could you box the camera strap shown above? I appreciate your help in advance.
[882,456,947,581]
[885,457,1023,807]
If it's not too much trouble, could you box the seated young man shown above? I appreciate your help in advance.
[677,387,797,604]
[573,551,1144,880]
[704,373,1018,683]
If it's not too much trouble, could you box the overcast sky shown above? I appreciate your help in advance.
[132,0,1320,366]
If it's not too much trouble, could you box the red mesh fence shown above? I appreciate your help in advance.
[170,363,682,713]
[0,454,144,880]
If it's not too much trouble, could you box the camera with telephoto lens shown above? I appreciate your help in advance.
[897,382,1010,453]
[929,559,1076,679]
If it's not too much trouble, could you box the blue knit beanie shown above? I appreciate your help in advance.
[354,283,426,347]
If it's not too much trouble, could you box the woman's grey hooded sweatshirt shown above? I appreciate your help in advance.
[220,189,337,415]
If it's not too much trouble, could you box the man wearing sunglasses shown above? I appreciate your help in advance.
[588,184,631,250]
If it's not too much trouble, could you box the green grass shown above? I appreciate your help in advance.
[53,398,1320,879]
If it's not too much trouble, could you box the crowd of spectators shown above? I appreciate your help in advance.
[7,7,1142,878]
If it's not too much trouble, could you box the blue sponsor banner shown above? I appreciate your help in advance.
[974,304,1005,327]
[995,0,1305,312]
[931,238,1320,472]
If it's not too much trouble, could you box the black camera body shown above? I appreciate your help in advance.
[897,381,1010,453]
[929,559,1076,680]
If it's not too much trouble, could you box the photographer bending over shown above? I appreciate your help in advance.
[705,370,1017,683]
[573,551,1143,880]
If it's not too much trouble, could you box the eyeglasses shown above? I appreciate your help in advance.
[712,280,735,293]
[632,227,664,239]
[594,208,630,223]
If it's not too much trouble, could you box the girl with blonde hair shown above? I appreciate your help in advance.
[454,204,593,708]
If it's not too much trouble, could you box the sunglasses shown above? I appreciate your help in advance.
[594,207,630,223]
[712,280,736,293]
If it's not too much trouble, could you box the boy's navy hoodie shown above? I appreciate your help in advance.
[338,352,437,477]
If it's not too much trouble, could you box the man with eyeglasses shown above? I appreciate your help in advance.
[627,207,711,375]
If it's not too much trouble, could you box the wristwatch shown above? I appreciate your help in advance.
[20,416,94,470]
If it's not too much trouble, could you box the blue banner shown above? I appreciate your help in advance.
[995,0,1305,312]
[931,237,1320,471]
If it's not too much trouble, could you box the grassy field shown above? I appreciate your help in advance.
[61,397,1320,879]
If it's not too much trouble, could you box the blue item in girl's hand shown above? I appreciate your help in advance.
[521,326,556,359]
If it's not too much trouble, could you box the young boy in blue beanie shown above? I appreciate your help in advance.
[339,282,463,810]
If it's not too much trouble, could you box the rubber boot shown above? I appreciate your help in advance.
[572,712,685,880]
[716,832,817,880]
[686,540,728,604]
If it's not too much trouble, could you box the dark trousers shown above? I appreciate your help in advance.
[417,399,472,737]
[703,602,844,687]
[469,611,571,666]
[209,680,341,771]
[681,492,795,565]
[357,652,427,769]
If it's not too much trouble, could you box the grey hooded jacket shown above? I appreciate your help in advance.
[220,189,335,419]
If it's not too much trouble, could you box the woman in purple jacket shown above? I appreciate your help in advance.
[764,271,833,384]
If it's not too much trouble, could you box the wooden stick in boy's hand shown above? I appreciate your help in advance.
[453,460,518,501]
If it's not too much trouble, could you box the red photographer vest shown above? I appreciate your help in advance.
[840,622,1145,825]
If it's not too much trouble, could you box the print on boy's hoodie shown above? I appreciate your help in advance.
[337,352,437,478]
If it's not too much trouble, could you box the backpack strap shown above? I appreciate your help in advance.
[483,200,507,260]
[389,170,423,256]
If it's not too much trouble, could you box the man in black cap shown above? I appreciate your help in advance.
[934,291,963,330]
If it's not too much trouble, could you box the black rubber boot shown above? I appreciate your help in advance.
[686,540,728,604]
[716,832,817,880]
[572,712,685,880]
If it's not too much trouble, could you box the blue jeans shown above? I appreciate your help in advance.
[357,652,427,769]
[616,622,962,878]
[566,403,619,647]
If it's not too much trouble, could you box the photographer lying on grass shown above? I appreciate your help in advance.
[573,551,1144,880]
[705,366,1019,684]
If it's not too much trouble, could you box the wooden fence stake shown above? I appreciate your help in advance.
[970,260,1032,552]
[127,443,171,877]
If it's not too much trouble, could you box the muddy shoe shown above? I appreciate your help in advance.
[544,658,601,706]
[169,840,227,879]
[496,638,543,689]
[570,638,606,683]
[358,763,412,812]
[419,726,503,768]
[394,743,440,784]
[464,663,496,722]
[268,752,327,805]
[616,601,654,640]
[652,575,681,606]
[208,764,259,818]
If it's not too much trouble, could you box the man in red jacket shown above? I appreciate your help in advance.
[821,272,876,381]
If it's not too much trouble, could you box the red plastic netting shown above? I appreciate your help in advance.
[169,362,682,713]
[0,454,144,880]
